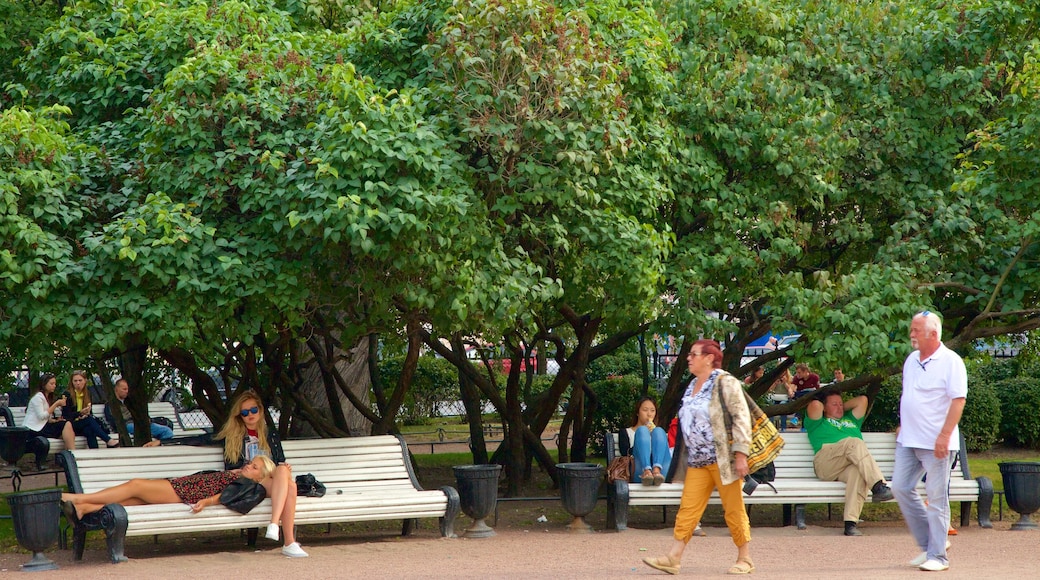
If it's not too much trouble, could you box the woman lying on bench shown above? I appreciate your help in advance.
[60,455,275,520]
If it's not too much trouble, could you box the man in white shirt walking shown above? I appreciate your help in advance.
[893,311,967,572]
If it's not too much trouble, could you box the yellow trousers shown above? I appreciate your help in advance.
[673,463,751,546]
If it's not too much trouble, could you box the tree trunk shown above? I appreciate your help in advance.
[293,334,373,438]
[452,335,488,464]
[118,338,152,447]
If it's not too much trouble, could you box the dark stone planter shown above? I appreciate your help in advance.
[7,489,61,571]
[0,426,28,465]
[0,426,29,490]
[999,462,1040,531]
[556,462,603,533]
[453,464,502,538]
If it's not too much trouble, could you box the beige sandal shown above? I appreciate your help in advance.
[641,469,655,485]
[727,559,755,575]
[652,468,665,485]
[643,556,680,575]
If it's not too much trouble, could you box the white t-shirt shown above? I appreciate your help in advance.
[898,343,967,451]
[244,431,261,462]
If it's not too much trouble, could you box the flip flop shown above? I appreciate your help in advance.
[727,559,755,575]
[643,556,680,575]
[641,470,655,486]
[653,472,665,486]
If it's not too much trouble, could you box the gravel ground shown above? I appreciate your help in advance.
[3,454,1034,579]
[0,518,1033,579]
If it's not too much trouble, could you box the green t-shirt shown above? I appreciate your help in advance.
[804,409,864,454]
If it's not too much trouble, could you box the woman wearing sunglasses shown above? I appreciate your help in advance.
[215,390,306,558]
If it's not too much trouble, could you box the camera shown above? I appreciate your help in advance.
[742,475,758,496]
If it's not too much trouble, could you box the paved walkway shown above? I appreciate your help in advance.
[1,517,1033,578]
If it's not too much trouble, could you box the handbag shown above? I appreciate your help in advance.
[219,476,267,514]
[295,473,327,498]
[606,454,634,483]
[720,379,785,475]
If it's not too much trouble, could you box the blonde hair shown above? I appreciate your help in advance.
[215,390,271,465]
[251,455,276,481]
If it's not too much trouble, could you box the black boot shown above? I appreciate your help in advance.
[844,521,863,536]
[871,480,894,502]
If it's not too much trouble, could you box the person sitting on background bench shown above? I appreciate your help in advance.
[61,455,274,521]
[619,397,671,486]
[61,370,120,449]
[805,391,894,536]
[23,373,76,452]
[792,363,820,398]
[105,378,173,445]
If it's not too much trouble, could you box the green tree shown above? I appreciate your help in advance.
[654,0,1040,422]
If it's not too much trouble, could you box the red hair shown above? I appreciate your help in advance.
[693,339,723,369]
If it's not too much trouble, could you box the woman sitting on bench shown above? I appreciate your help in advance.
[23,373,77,452]
[61,455,274,520]
[216,390,307,558]
[619,396,671,486]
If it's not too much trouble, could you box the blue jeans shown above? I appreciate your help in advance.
[892,443,952,564]
[127,421,174,441]
[631,426,671,483]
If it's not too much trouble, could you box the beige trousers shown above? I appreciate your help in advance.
[813,437,886,522]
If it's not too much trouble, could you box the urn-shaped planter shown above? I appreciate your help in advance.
[7,489,61,571]
[0,426,29,466]
[453,464,502,538]
[556,462,603,533]
[1000,462,1040,531]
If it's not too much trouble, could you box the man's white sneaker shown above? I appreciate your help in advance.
[281,542,308,558]
[919,559,949,572]
[908,541,952,567]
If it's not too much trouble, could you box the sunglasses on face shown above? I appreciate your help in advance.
[240,406,260,417]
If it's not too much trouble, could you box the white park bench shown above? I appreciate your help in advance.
[58,435,460,562]
[605,430,994,531]
[0,402,204,455]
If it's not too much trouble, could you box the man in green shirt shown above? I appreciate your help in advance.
[805,392,894,536]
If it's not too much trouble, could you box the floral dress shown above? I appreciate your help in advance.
[168,470,239,504]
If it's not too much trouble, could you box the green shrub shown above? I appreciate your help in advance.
[587,351,643,383]
[379,356,460,426]
[960,375,1001,452]
[967,357,1019,384]
[589,374,644,454]
[861,376,901,433]
[996,377,1040,449]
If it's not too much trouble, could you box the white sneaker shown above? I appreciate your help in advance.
[919,559,949,572]
[908,541,952,567]
[265,523,279,541]
[281,542,308,558]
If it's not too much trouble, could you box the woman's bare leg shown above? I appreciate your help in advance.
[265,466,300,545]
[61,421,76,451]
[280,475,299,545]
[63,479,180,509]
